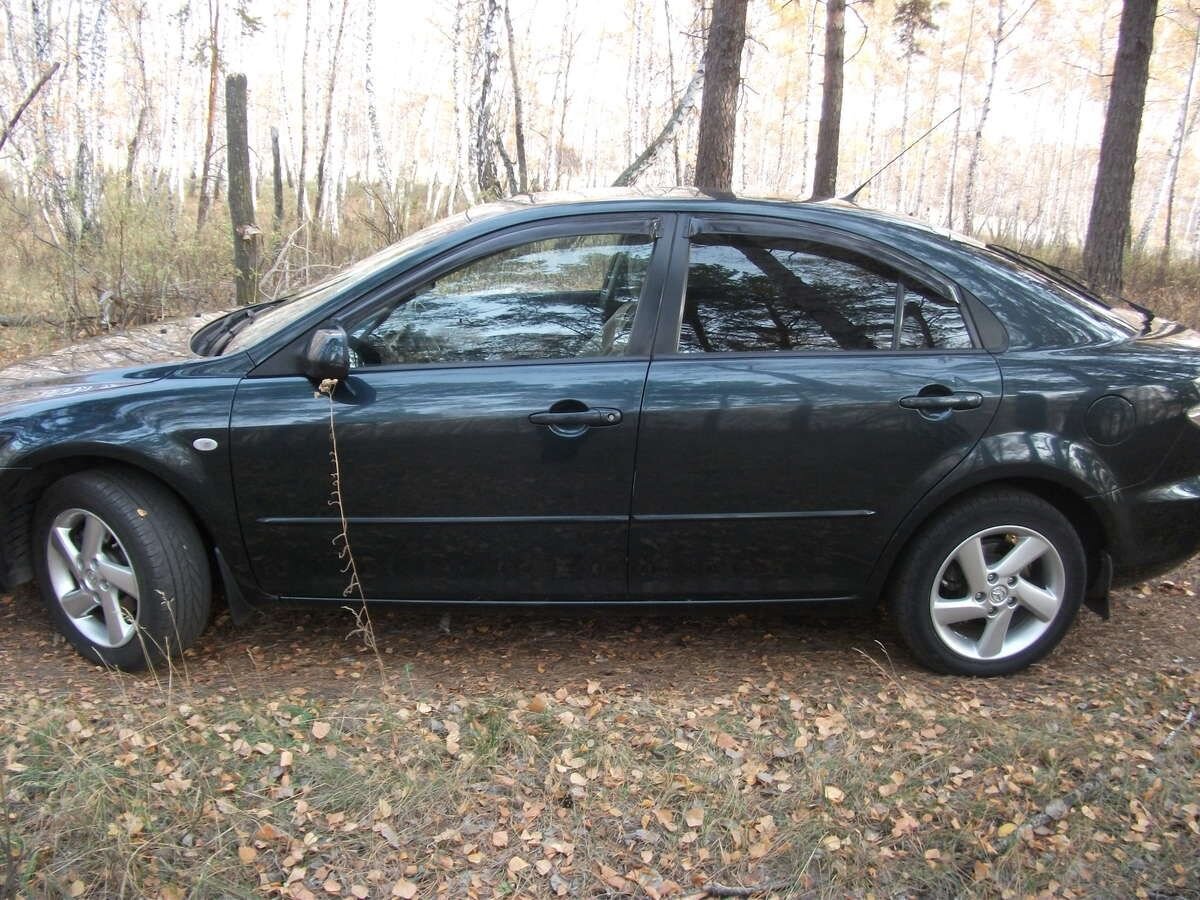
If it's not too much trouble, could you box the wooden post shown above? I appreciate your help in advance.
[271,126,284,229]
[225,74,261,305]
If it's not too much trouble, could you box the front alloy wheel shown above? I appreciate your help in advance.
[45,508,141,648]
[34,469,212,670]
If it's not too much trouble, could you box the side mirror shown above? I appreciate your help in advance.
[302,326,351,381]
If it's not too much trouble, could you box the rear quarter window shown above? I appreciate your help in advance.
[953,245,1136,349]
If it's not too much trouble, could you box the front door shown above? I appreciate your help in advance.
[231,216,668,601]
[630,217,1002,601]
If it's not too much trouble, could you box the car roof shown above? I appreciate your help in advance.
[459,187,984,249]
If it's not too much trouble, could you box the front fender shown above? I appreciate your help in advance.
[0,377,259,595]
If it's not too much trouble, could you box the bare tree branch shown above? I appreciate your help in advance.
[0,61,60,154]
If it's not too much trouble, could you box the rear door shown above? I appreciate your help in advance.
[630,216,1002,601]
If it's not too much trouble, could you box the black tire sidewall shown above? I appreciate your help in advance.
[33,471,209,671]
[891,491,1086,676]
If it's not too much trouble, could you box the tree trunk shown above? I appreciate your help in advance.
[0,61,59,155]
[72,0,107,242]
[694,0,748,192]
[503,0,528,193]
[614,64,705,187]
[946,0,977,228]
[197,0,221,230]
[545,6,574,190]
[452,0,476,206]
[811,0,845,199]
[800,2,819,190]
[1155,16,1199,274]
[1083,0,1158,295]
[472,0,503,197]
[963,0,1003,235]
[314,0,349,228]
[297,0,313,222]
[364,0,395,202]
[226,74,261,305]
[166,3,191,223]
[271,126,284,229]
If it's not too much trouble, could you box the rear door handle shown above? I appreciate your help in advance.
[529,407,623,427]
[899,391,983,411]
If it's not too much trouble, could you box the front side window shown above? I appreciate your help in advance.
[680,234,972,353]
[346,232,653,366]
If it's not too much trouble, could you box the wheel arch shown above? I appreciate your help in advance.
[3,454,221,592]
[868,471,1111,606]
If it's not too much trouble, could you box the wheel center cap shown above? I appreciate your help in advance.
[989,585,1010,606]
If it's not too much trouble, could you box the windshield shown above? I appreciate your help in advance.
[219,208,501,355]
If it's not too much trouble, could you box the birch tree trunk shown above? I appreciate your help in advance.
[963,0,1003,236]
[1158,21,1200,274]
[799,3,819,190]
[296,0,313,222]
[471,0,502,198]
[503,0,528,193]
[196,0,220,230]
[452,0,476,205]
[314,0,349,229]
[73,0,106,240]
[1135,15,1199,261]
[946,0,977,228]
[364,0,394,202]
[614,64,704,187]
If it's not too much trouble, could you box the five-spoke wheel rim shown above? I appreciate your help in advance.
[929,525,1066,662]
[45,508,140,649]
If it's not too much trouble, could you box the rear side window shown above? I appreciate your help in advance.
[680,234,973,353]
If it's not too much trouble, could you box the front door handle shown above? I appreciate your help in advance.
[529,407,623,431]
[899,391,983,412]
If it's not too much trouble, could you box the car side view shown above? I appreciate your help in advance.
[2,189,1198,676]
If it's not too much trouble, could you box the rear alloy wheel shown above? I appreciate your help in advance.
[34,469,212,671]
[890,490,1085,676]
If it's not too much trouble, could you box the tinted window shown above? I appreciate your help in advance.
[680,234,972,353]
[346,233,652,366]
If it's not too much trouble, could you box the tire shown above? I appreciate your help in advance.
[888,489,1086,676]
[33,468,212,671]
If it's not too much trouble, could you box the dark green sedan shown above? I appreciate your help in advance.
[3,189,1199,676]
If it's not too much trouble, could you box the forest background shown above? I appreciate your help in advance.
[0,0,1195,352]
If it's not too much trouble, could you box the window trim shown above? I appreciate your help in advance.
[251,213,674,378]
[652,215,984,359]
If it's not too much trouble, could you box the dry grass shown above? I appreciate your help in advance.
[0,610,1196,898]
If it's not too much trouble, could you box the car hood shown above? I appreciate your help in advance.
[0,311,235,417]
[0,366,171,412]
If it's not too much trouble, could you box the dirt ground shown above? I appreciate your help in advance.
[3,556,1196,702]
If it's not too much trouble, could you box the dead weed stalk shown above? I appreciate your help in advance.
[319,377,388,690]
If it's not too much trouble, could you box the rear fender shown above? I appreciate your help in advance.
[863,431,1122,601]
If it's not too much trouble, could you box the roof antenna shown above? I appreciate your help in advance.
[842,106,960,204]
